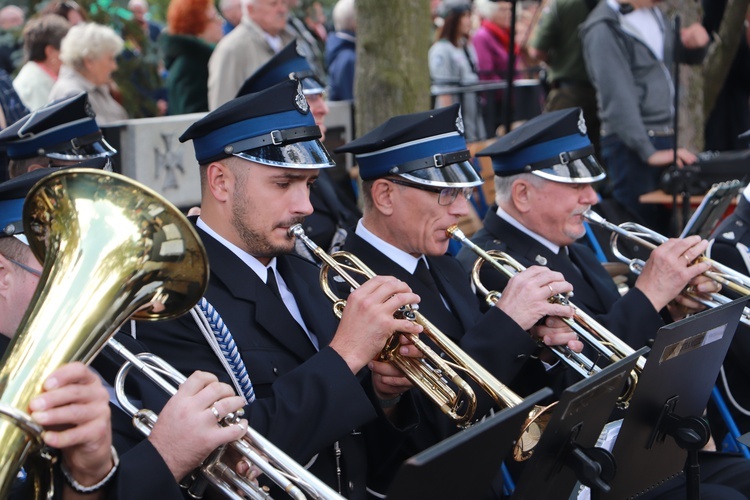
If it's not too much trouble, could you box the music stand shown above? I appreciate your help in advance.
[603,298,748,500]
[680,180,743,239]
[511,349,647,500]
[386,388,553,500]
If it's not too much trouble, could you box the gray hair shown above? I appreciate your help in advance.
[59,23,124,70]
[332,0,355,32]
[473,0,499,19]
[221,0,241,10]
[494,172,545,205]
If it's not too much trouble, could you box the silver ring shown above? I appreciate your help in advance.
[210,405,221,422]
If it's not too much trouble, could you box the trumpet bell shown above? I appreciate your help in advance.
[0,168,208,498]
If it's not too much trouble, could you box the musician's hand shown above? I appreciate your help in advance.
[149,371,247,482]
[226,450,261,488]
[331,276,422,374]
[681,23,710,49]
[647,148,697,168]
[668,274,720,320]
[369,335,418,401]
[494,266,575,330]
[636,236,711,313]
[531,316,583,352]
[28,363,114,492]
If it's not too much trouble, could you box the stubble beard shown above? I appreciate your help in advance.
[231,188,294,259]
[564,205,591,242]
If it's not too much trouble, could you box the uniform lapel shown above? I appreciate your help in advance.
[427,255,478,331]
[344,233,466,341]
[199,227,317,362]
[484,212,613,314]
[277,254,338,348]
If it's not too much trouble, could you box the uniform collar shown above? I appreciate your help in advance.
[355,218,422,274]
[495,204,561,255]
[196,217,277,282]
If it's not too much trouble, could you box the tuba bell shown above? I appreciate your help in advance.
[0,168,208,499]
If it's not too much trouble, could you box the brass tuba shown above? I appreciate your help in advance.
[447,225,645,406]
[0,168,208,499]
[290,224,554,461]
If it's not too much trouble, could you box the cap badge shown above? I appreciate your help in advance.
[577,110,587,136]
[296,41,308,58]
[3,223,15,236]
[456,109,465,135]
[535,255,547,266]
[84,101,96,118]
[294,82,309,113]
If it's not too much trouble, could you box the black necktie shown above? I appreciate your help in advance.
[266,267,283,300]
[560,249,584,281]
[414,258,442,298]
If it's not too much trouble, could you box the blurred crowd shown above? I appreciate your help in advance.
[0,0,357,122]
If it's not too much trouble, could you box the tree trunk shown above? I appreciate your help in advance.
[665,0,750,151]
[354,0,432,136]
[703,0,750,116]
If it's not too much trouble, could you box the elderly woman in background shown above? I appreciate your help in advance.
[48,23,128,125]
[428,0,486,143]
[13,15,71,111]
[473,0,516,81]
[159,0,223,115]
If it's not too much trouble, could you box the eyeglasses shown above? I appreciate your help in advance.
[7,258,42,277]
[386,178,474,206]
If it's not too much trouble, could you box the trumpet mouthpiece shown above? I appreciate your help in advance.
[582,209,605,224]
[447,225,465,241]
[288,224,303,237]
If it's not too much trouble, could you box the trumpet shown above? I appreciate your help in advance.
[107,337,344,500]
[583,209,750,326]
[447,225,646,406]
[289,224,554,461]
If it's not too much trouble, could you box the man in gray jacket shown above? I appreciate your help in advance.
[208,0,295,110]
[580,0,708,231]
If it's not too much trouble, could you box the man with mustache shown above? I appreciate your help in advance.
[456,108,717,356]
[130,79,423,499]
[457,106,750,499]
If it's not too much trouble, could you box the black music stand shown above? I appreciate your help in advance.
[603,298,748,500]
[511,349,647,500]
[386,388,553,500]
[680,180,743,239]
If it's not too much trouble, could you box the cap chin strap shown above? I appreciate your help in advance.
[222,126,321,155]
[386,149,471,175]
[523,144,595,173]
[40,131,108,158]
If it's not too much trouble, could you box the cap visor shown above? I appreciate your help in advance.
[45,137,117,161]
[235,138,335,169]
[532,155,606,184]
[301,77,325,96]
[400,160,483,188]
